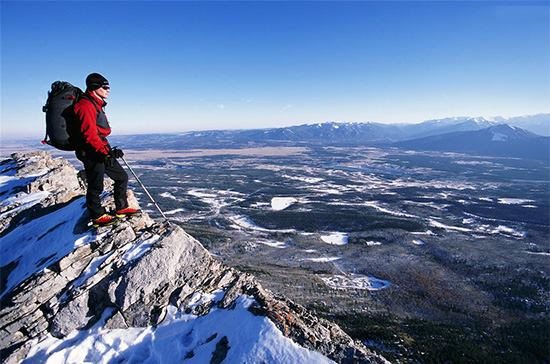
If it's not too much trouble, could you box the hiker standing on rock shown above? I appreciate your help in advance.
[73,73,139,227]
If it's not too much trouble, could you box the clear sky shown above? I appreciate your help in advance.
[1,1,549,138]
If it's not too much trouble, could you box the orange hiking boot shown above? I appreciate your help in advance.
[92,214,116,227]
[115,207,141,218]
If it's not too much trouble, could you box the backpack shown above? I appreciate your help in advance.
[42,81,83,151]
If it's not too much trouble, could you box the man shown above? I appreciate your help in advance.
[74,72,139,227]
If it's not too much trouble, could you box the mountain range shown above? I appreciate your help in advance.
[110,114,549,161]
[395,124,550,161]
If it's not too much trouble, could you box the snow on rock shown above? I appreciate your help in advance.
[25,296,336,364]
[320,232,349,245]
[321,274,390,291]
[0,151,84,235]
[0,196,97,299]
[0,152,387,364]
[0,190,50,219]
[271,197,298,211]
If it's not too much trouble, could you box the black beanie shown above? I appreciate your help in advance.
[86,73,109,91]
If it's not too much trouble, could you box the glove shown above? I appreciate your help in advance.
[109,147,124,159]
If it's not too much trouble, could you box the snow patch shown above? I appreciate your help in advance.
[271,197,298,211]
[364,201,417,218]
[301,257,341,263]
[491,132,508,141]
[159,192,178,200]
[429,219,472,233]
[69,252,112,292]
[282,174,324,184]
[0,190,50,218]
[165,208,185,215]
[121,235,160,263]
[525,251,550,256]
[478,224,525,238]
[228,215,296,234]
[478,197,494,202]
[257,240,288,249]
[365,241,382,246]
[24,295,335,364]
[301,249,318,253]
[321,274,390,291]
[320,232,348,245]
[497,198,535,205]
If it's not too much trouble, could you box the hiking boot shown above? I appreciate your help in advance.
[115,207,141,218]
[92,214,116,227]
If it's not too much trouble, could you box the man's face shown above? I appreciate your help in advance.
[95,85,110,99]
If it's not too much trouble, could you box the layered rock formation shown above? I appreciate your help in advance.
[0,152,387,363]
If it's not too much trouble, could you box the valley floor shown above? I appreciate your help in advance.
[120,146,549,363]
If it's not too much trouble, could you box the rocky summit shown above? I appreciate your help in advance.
[0,152,387,363]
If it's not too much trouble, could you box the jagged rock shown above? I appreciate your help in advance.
[50,290,91,338]
[0,152,388,363]
[211,336,230,364]
[103,309,128,330]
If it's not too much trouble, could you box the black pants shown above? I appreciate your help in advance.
[77,151,129,218]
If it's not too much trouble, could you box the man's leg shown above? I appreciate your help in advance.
[105,158,129,211]
[83,158,107,218]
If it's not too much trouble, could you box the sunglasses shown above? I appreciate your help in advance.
[102,85,110,90]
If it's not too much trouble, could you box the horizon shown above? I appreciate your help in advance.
[3,113,548,141]
[2,1,549,139]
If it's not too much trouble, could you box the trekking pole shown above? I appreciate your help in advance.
[120,156,170,223]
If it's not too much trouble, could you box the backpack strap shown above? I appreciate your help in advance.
[41,100,51,145]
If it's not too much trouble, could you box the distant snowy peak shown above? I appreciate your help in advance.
[109,113,548,149]
[421,116,496,128]
[497,113,550,136]
[395,124,550,160]
[487,123,537,140]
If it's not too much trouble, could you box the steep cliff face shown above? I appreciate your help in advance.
[0,152,387,363]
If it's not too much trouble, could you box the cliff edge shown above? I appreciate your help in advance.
[0,152,387,363]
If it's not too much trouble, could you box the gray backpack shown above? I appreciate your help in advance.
[42,81,83,151]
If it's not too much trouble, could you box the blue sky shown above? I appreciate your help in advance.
[1,1,549,137]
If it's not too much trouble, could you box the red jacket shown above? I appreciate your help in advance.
[74,92,111,155]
